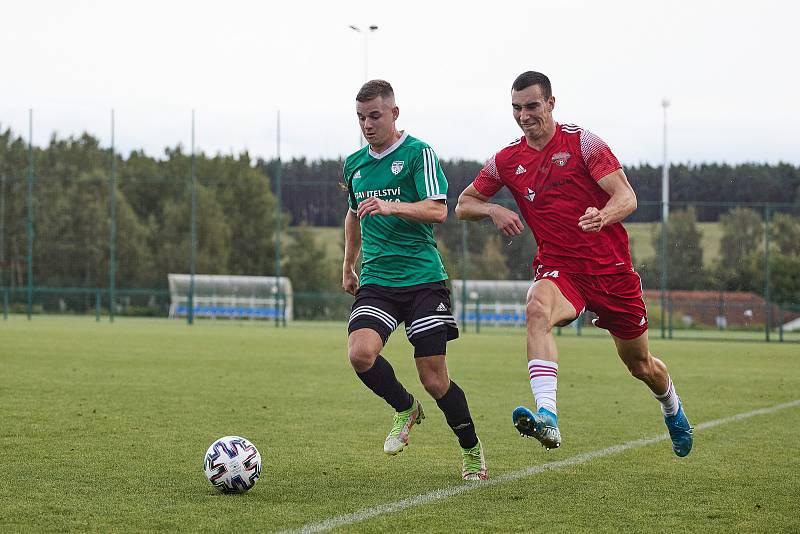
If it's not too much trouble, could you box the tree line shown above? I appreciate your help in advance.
[1,126,799,308]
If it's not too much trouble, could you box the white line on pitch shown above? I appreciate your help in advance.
[276,399,800,534]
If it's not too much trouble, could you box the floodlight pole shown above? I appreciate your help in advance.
[659,99,670,338]
[349,24,379,148]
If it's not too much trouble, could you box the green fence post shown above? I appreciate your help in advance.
[188,110,196,326]
[659,206,668,339]
[26,109,34,320]
[764,205,771,342]
[778,304,784,343]
[95,290,101,322]
[668,294,673,339]
[576,313,582,336]
[460,221,468,333]
[274,111,284,328]
[3,288,7,320]
[109,109,117,323]
[475,294,480,334]
[0,175,5,296]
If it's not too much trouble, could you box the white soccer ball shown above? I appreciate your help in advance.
[203,435,262,493]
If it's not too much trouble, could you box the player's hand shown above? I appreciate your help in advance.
[357,197,395,219]
[342,268,359,296]
[488,204,524,236]
[578,207,605,232]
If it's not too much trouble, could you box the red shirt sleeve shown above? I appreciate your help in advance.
[472,154,505,197]
[579,130,621,181]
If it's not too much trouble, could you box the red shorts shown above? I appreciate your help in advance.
[533,263,648,340]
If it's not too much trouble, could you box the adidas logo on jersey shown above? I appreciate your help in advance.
[525,188,536,202]
[515,164,527,175]
[353,170,362,180]
[436,302,448,312]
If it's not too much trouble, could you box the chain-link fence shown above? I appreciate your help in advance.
[1,135,798,342]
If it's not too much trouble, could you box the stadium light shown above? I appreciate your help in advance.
[349,24,379,82]
[349,24,379,148]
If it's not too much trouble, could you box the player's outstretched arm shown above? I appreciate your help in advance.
[356,197,447,224]
[578,169,637,232]
[342,210,361,295]
[456,184,524,237]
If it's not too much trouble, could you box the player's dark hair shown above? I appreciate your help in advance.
[512,71,552,99]
[356,79,395,102]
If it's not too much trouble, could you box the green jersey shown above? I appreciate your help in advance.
[344,132,448,287]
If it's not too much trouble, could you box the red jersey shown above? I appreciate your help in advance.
[473,123,632,275]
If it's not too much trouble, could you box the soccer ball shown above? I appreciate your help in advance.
[203,435,262,493]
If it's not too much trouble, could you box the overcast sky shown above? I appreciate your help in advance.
[2,0,797,166]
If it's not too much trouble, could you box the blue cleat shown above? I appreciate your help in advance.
[512,406,561,450]
[664,402,693,457]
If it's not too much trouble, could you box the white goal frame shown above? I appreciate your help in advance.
[167,274,293,321]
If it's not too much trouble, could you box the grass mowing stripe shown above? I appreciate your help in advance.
[279,399,800,534]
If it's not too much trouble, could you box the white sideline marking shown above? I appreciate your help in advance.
[277,399,800,534]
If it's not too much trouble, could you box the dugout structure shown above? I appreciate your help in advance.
[451,279,533,326]
[168,274,293,321]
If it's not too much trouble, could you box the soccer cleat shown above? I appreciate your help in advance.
[461,438,488,481]
[664,402,693,457]
[383,400,425,455]
[512,406,561,450]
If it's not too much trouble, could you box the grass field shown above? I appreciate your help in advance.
[1,317,798,533]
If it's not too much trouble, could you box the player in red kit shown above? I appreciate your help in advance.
[455,71,693,457]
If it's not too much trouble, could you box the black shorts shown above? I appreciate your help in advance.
[348,281,459,357]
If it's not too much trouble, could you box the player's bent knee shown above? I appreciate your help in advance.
[525,297,552,329]
[347,346,378,372]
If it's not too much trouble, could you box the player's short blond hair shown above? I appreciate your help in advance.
[356,80,395,103]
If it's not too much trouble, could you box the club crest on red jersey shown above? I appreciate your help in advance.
[551,152,571,167]
[391,161,404,175]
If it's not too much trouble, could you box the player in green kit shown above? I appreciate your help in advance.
[342,80,487,481]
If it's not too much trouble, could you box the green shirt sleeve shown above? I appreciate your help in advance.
[412,146,448,201]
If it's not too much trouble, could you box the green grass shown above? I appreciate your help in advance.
[1,317,798,533]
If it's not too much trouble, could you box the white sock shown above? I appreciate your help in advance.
[528,359,558,414]
[653,377,680,416]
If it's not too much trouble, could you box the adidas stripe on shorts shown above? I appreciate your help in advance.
[348,281,459,357]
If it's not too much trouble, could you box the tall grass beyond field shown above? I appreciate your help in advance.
[0,317,797,532]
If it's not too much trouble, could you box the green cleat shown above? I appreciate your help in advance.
[383,400,425,455]
[461,438,488,481]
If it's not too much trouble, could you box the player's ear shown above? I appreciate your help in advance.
[392,106,399,120]
[548,96,556,112]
